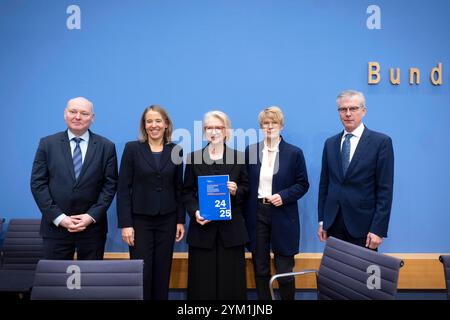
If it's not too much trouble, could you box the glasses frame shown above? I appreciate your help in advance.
[337,106,362,114]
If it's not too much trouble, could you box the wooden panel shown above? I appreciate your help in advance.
[388,253,446,289]
[103,252,448,290]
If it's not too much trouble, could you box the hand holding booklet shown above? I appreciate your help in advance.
[198,175,232,220]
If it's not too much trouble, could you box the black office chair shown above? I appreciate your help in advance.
[31,259,144,300]
[270,236,404,300]
[0,217,4,250]
[0,219,43,295]
[439,255,450,300]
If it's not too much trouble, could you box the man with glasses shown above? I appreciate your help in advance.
[317,90,394,250]
[31,97,118,260]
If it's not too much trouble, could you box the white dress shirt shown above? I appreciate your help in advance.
[68,129,90,163]
[340,122,365,162]
[257,139,280,199]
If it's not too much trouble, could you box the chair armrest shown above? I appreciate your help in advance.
[269,269,318,300]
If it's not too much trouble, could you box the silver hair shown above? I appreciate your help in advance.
[336,90,366,109]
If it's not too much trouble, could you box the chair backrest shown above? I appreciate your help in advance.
[439,255,450,300]
[0,217,4,243]
[317,237,403,300]
[31,259,144,300]
[0,217,4,263]
[1,219,43,270]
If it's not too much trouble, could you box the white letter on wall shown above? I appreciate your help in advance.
[366,5,381,30]
[66,5,81,30]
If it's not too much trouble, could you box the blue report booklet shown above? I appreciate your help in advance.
[198,175,232,220]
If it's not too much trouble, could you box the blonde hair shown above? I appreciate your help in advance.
[203,110,231,141]
[258,106,285,127]
[139,105,173,143]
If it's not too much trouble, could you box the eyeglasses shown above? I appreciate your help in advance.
[261,121,280,128]
[337,106,361,114]
[205,126,225,133]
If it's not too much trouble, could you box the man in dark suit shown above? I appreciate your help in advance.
[318,90,394,250]
[31,97,118,260]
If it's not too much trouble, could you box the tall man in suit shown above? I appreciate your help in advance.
[31,97,118,260]
[318,90,394,250]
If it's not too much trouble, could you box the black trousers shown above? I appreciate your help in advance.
[188,236,247,300]
[129,213,177,300]
[253,201,295,300]
[43,234,106,260]
[327,209,378,251]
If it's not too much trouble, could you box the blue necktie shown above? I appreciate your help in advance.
[72,137,83,179]
[341,133,353,175]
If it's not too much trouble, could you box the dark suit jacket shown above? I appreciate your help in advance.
[245,138,309,256]
[182,145,249,249]
[30,130,118,239]
[318,127,394,238]
[116,141,185,227]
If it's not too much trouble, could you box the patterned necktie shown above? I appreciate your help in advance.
[72,137,83,179]
[341,133,353,175]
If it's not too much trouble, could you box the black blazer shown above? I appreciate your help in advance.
[182,145,249,249]
[30,130,118,239]
[116,141,185,228]
[245,138,309,256]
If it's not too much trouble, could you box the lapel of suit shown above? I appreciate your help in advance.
[60,131,76,183]
[223,145,236,176]
[158,143,172,172]
[76,130,98,185]
[333,132,345,181]
[194,146,211,176]
[345,127,372,177]
[138,142,158,171]
[257,141,264,168]
[272,137,284,180]
[246,141,264,191]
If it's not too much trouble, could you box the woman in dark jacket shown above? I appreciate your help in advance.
[245,106,309,300]
[117,105,184,300]
[182,110,249,300]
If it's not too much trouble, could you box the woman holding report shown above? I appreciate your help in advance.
[182,110,249,300]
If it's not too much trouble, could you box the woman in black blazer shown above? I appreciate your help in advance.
[182,111,249,300]
[245,106,309,300]
[117,105,184,300]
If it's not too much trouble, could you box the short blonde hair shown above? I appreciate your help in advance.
[139,105,173,143]
[258,106,284,128]
[203,110,231,141]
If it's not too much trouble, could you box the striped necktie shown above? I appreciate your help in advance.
[72,137,83,179]
[341,133,353,175]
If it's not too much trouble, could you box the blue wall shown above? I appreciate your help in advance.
[1,0,449,253]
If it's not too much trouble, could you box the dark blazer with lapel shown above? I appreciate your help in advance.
[245,138,309,256]
[30,130,118,239]
[116,141,185,227]
[182,145,249,249]
[318,127,394,238]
